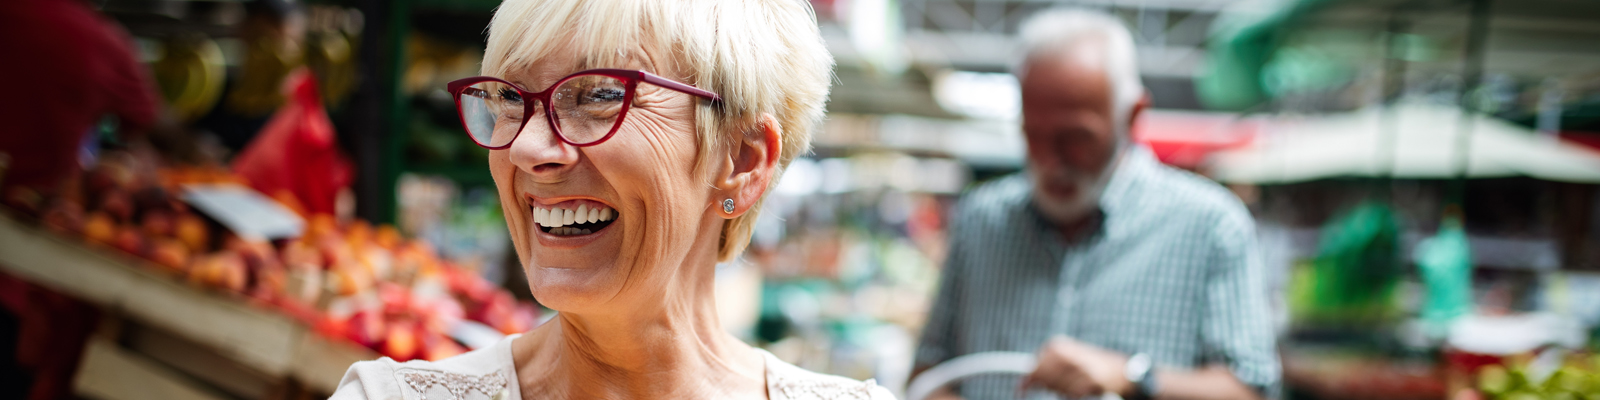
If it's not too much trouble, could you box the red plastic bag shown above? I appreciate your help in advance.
[232,69,353,216]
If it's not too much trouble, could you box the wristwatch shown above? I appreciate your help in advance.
[1123,353,1159,400]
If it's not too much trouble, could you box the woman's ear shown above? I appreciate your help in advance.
[714,113,782,218]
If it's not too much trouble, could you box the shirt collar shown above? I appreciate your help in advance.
[1099,144,1158,217]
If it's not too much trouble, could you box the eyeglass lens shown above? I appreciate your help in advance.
[456,74,629,148]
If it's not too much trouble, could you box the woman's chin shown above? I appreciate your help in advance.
[524,261,625,313]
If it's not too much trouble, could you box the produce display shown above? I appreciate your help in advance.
[1475,353,1600,400]
[9,151,538,362]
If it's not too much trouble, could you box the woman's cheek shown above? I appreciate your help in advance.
[486,151,528,262]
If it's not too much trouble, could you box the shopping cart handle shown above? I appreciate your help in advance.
[906,352,1036,400]
[905,352,1125,400]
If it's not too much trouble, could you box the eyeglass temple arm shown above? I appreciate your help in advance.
[638,71,722,103]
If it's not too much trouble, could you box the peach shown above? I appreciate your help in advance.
[174,213,208,253]
[381,320,419,361]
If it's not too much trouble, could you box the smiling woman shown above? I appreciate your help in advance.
[329,1,894,399]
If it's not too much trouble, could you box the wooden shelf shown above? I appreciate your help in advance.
[0,214,378,395]
[74,338,229,400]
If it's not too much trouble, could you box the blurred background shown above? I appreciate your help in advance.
[0,0,1598,399]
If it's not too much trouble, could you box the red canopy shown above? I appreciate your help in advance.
[1132,110,1259,170]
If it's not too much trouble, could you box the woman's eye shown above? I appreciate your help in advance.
[498,88,524,104]
[489,88,525,120]
[579,86,625,105]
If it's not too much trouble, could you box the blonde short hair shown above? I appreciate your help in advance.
[481,0,834,262]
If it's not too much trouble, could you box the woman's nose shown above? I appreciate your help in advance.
[506,120,580,178]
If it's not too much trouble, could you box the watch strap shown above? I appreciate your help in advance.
[1124,353,1158,400]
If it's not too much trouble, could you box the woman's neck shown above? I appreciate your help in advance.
[512,266,766,399]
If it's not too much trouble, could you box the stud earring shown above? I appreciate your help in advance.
[723,198,735,214]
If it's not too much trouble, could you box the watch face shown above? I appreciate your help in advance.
[1125,353,1152,382]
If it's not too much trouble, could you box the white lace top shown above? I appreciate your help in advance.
[330,334,895,400]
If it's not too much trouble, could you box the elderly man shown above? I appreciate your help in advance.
[913,9,1281,400]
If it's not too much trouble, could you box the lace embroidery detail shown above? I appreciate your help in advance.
[400,370,509,400]
[771,377,879,400]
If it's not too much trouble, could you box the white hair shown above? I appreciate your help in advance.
[1015,8,1144,132]
[482,0,835,261]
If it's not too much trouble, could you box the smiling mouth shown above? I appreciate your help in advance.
[531,203,618,236]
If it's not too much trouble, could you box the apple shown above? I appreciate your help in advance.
[345,310,386,349]
[281,240,321,268]
[41,202,85,235]
[97,190,133,223]
[219,253,248,293]
[250,262,287,302]
[414,295,466,335]
[112,225,147,257]
[331,263,373,296]
[139,210,175,238]
[359,244,394,281]
[421,331,466,361]
[188,252,247,292]
[378,282,411,316]
[148,238,190,273]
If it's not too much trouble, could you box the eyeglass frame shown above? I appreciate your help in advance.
[446,69,723,150]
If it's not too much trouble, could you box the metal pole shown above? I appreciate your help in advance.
[1450,0,1491,205]
[350,0,409,224]
[1379,14,1410,203]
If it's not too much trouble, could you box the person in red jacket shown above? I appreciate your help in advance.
[0,0,162,206]
[0,1,163,398]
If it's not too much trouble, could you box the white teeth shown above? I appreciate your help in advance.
[533,204,618,229]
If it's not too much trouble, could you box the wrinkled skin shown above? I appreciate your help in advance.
[490,41,781,399]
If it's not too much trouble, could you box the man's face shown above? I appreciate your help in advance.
[1020,43,1122,226]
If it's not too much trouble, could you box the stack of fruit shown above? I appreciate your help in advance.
[14,152,537,362]
[1476,354,1600,400]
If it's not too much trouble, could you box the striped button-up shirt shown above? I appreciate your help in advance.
[915,146,1280,399]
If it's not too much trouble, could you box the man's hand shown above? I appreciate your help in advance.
[1019,336,1132,398]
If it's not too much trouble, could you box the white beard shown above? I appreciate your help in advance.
[1029,143,1125,226]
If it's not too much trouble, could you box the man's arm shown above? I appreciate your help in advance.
[1021,336,1262,400]
[1153,365,1263,400]
[1199,208,1281,397]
